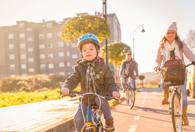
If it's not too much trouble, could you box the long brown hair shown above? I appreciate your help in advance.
[159,33,183,50]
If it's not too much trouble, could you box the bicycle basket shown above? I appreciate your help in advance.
[161,64,185,86]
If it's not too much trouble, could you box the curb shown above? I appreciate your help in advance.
[40,95,125,132]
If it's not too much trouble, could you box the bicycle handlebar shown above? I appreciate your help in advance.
[154,61,195,74]
[60,91,119,101]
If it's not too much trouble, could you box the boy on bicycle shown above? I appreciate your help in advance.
[61,34,120,132]
[120,53,139,92]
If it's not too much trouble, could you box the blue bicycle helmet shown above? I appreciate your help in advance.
[77,34,100,52]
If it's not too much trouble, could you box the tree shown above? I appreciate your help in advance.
[99,42,131,81]
[185,29,195,49]
[184,29,195,63]
[60,15,110,43]
[139,75,145,88]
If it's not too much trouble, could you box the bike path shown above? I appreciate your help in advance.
[112,88,195,132]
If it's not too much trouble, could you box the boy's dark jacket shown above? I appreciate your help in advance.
[62,57,119,95]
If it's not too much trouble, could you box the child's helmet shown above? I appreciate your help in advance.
[77,34,100,52]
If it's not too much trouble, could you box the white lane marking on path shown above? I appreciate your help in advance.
[134,116,140,120]
[138,109,142,112]
[141,92,147,94]
[140,92,147,106]
[152,92,157,94]
[128,125,137,132]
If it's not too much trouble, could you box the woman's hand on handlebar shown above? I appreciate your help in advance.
[112,91,120,99]
[61,88,70,95]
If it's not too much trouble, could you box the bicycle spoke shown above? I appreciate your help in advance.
[172,92,182,132]
[126,88,135,109]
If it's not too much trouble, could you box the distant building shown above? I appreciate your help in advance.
[0,12,121,79]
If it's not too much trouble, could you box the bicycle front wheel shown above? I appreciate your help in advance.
[171,92,182,132]
[126,88,135,109]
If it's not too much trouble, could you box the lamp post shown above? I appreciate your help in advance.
[133,25,145,59]
[103,0,108,64]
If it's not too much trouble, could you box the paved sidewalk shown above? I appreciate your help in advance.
[0,91,124,132]
[0,97,79,132]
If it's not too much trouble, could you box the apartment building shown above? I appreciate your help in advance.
[0,12,121,79]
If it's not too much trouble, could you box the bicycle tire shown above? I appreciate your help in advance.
[126,88,135,109]
[171,92,182,132]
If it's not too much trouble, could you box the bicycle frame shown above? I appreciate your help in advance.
[61,92,116,132]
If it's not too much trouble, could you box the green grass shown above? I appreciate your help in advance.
[0,88,61,108]
[0,86,81,108]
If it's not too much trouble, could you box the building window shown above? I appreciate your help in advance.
[40,64,46,69]
[72,65,76,69]
[39,44,45,49]
[20,54,26,59]
[29,68,34,72]
[67,62,70,67]
[9,54,15,59]
[19,33,25,38]
[10,64,15,70]
[28,48,33,52]
[20,44,25,49]
[49,64,54,69]
[48,54,54,58]
[58,42,64,47]
[59,72,65,76]
[47,43,53,48]
[67,52,70,56]
[72,54,78,58]
[71,43,77,48]
[40,54,45,59]
[21,74,27,77]
[21,64,26,69]
[59,62,64,67]
[11,74,15,77]
[49,73,54,76]
[27,37,33,41]
[66,42,70,46]
[9,44,14,49]
[57,32,61,37]
[58,52,64,57]
[18,23,24,28]
[39,34,44,39]
[47,33,52,38]
[8,34,14,39]
[46,23,52,28]
[26,27,32,31]
[28,58,34,62]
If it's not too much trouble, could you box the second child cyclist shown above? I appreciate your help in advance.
[61,34,120,132]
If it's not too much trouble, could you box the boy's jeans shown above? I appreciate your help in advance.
[121,77,135,90]
[162,76,188,107]
[74,97,111,132]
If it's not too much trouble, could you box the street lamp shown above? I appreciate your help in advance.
[133,25,145,59]
[103,0,108,64]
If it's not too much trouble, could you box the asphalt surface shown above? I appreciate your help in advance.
[68,88,195,132]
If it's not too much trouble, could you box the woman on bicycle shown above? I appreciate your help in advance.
[61,34,120,132]
[154,22,195,126]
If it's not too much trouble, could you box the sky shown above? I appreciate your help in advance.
[0,0,195,73]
